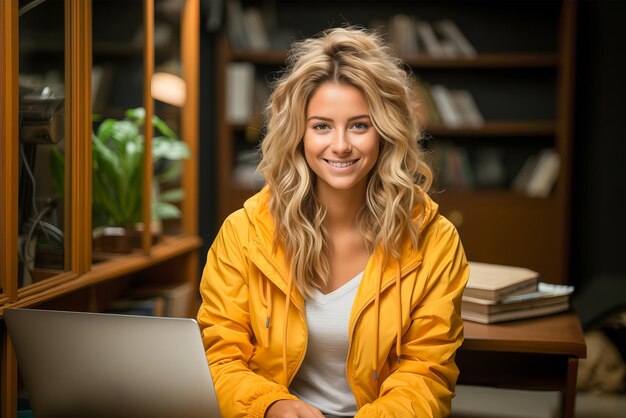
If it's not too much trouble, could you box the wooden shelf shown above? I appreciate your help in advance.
[228,50,558,69]
[21,42,141,55]
[426,121,556,137]
[404,53,559,69]
[432,188,557,204]
[0,235,202,317]
[229,48,287,65]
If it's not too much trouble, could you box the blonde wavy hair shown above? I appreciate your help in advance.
[258,27,433,297]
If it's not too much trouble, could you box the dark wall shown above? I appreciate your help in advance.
[571,0,626,287]
[198,1,219,273]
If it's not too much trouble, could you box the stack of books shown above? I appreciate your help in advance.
[462,261,574,324]
[105,282,194,318]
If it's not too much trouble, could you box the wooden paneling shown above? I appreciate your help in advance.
[0,1,201,415]
[67,0,93,275]
[181,0,200,236]
[1,0,19,303]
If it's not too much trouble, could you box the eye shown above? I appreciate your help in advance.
[312,123,330,131]
[351,122,369,130]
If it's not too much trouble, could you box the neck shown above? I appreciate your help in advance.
[316,184,367,231]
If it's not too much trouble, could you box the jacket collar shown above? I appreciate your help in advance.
[242,186,435,304]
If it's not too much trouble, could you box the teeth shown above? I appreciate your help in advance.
[327,160,355,168]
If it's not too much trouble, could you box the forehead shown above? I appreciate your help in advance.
[306,82,369,116]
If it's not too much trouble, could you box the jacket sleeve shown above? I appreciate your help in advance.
[197,213,297,418]
[357,218,469,418]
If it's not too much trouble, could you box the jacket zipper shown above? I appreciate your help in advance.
[255,241,305,314]
[345,258,423,407]
[254,242,307,386]
[289,311,308,386]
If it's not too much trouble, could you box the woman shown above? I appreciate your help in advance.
[198,27,469,418]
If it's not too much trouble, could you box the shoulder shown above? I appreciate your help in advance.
[428,213,460,241]
[416,194,465,270]
[419,212,462,257]
[412,189,460,243]
[215,187,273,248]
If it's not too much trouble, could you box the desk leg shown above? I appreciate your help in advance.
[560,357,579,418]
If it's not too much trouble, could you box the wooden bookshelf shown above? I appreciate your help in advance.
[405,53,559,69]
[0,1,200,416]
[428,121,556,137]
[229,50,558,70]
[214,0,576,285]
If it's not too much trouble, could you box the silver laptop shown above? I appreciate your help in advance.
[4,308,222,418]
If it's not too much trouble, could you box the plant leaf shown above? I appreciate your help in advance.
[96,118,117,141]
[91,107,188,227]
[152,115,178,139]
[49,147,65,200]
[159,188,184,203]
[125,107,146,125]
[155,160,182,183]
[152,137,190,160]
[154,201,182,219]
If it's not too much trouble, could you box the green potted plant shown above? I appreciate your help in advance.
[51,108,190,253]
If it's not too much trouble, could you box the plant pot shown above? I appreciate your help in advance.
[93,227,140,254]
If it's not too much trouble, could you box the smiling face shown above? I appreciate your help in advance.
[303,82,380,202]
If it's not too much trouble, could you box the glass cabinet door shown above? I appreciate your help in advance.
[90,0,189,260]
[90,0,146,257]
[17,0,69,287]
[152,0,186,237]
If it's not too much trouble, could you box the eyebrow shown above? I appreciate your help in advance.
[307,114,371,122]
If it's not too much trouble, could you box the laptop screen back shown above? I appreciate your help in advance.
[4,308,222,418]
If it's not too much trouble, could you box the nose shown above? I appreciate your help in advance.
[330,129,352,154]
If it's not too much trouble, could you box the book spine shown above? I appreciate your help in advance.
[226,62,255,124]
[452,89,484,127]
[435,19,477,58]
[430,84,463,127]
[415,20,445,58]
[525,148,560,198]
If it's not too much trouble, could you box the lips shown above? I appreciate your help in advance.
[325,159,358,168]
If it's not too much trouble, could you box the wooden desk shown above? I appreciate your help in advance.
[457,311,587,418]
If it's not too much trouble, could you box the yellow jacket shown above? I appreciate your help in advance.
[198,187,468,417]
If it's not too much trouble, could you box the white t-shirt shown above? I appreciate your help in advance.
[289,272,363,417]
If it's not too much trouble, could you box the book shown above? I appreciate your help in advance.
[445,145,474,189]
[225,0,248,49]
[434,19,477,59]
[473,148,506,188]
[512,154,539,193]
[415,20,446,58]
[226,62,255,124]
[130,282,193,318]
[462,282,574,315]
[106,296,166,316]
[243,7,270,51]
[430,84,463,127]
[466,261,539,301]
[450,89,484,127]
[525,148,560,198]
[388,14,419,55]
[413,78,441,126]
[462,300,570,324]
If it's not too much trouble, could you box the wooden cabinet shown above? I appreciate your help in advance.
[0,0,199,416]
[215,0,576,284]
